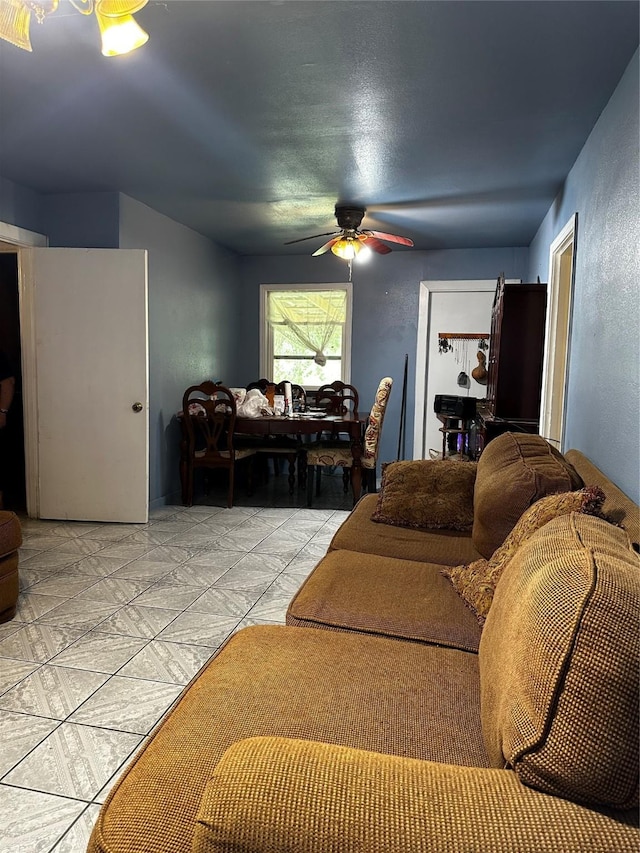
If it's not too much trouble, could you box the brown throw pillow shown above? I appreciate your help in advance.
[442,486,605,624]
[371,459,477,531]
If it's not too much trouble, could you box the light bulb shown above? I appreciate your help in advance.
[96,11,148,56]
[331,237,363,260]
[354,244,372,263]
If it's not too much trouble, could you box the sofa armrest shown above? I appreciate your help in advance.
[193,737,639,853]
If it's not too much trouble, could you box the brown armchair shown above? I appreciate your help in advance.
[0,511,21,622]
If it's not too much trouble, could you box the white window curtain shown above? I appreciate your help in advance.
[267,290,347,366]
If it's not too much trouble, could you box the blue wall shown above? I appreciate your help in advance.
[44,192,120,248]
[0,176,43,235]
[0,182,121,248]
[239,248,529,468]
[0,179,243,508]
[528,50,639,503]
[119,195,242,505]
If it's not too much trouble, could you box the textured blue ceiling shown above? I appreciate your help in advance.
[0,1,637,254]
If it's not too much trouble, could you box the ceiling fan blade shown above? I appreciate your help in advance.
[284,231,338,246]
[365,229,414,247]
[362,236,392,255]
[312,238,340,257]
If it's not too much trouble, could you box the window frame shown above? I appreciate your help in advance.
[260,282,353,389]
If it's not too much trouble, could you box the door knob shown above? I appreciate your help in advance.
[132,402,143,413]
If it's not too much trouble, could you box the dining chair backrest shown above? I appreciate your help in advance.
[245,379,306,411]
[362,377,393,469]
[182,382,236,459]
[315,381,359,415]
[246,378,272,393]
[275,381,306,410]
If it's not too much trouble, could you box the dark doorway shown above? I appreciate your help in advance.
[0,252,26,512]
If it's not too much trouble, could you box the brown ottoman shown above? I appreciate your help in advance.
[0,511,21,622]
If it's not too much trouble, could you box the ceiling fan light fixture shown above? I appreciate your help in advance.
[96,8,148,55]
[331,236,362,260]
[285,203,413,262]
[0,0,33,50]
[0,0,149,54]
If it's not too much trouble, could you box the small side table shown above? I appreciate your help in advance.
[437,415,471,459]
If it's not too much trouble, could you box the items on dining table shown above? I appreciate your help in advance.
[265,384,276,408]
[292,386,306,413]
[237,389,272,418]
[283,381,293,416]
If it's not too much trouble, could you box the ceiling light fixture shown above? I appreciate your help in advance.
[0,0,149,56]
[330,235,364,261]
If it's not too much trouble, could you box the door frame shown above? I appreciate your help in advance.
[0,221,48,517]
[539,213,577,450]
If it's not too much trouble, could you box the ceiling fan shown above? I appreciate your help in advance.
[284,204,414,260]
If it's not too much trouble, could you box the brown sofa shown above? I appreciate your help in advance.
[0,510,21,623]
[88,433,639,853]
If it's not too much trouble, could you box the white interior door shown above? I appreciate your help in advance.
[22,248,149,522]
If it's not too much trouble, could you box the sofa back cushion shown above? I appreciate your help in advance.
[565,449,640,549]
[472,432,580,558]
[479,513,639,809]
[442,486,605,625]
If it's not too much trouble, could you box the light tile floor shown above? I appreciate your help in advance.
[0,474,351,852]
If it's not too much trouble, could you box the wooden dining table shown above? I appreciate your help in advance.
[179,408,369,505]
[234,411,369,502]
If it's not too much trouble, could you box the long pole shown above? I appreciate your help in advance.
[397,353,408,460]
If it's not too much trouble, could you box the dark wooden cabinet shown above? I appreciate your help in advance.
[481,276,547,439]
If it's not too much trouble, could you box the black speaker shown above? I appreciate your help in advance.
[434,395,476,420]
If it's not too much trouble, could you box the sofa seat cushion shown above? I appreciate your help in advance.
[479,513,639,809]
[472,432,580,558]
[0,511,22,561]
[330,494,483,566]
[287,549,482,652]
[371,459,477,531]
[88,625,488,853]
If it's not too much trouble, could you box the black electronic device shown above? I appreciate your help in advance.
[433,395,477,420]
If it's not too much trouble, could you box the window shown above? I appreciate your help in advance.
[260,283,352,388]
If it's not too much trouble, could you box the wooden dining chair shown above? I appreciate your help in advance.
[245,378,272,393]
[306,377,393,507]
[306,380,360,487]
[276,381,306,412]
[180,382,256,508]
[237,379,306,493]
[314,380,359,415]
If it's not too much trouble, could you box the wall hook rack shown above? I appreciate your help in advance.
[438,333,489,355]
